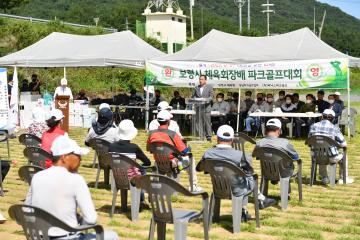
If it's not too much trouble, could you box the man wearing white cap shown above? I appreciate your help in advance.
[309,109,351,184]
[25,135,119,240]
[334,92,344,110]
[198,125,257,221]
[257,119,300,199]
[328,94,342,124]
[54,78,73,100]
[147,110,201,191]
[149,101,182,138]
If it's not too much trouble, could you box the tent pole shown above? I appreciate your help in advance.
[145,85,150,132]
[236,88,241,132]
[347,67,350,140]
[63,67,66,79]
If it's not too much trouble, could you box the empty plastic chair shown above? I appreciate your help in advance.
[19,133,41,147]
[23,147,53,168]
[305,135,346,187]
[197,159,260,233]
[18,165,44,185]
[232,132,256,160]
[252,146,303,210]
[108,152,155,220]
[89,139,111,188]
[9,204,104,240]
[131,174,209,240]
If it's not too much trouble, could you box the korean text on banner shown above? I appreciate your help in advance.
[0,68,9,124]
[145,58,349,89]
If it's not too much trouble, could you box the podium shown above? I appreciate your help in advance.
[187,98,211,141]
[55,96,70,132]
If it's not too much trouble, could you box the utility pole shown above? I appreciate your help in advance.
[234,0,246,33]
[201,6,204,36]
[319,10,327,39]
[261,0,275,36]
[247,0,251,30]
[190,0,194,39]
[313,6,316,34]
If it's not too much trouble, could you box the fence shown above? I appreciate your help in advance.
[0,13,117,33]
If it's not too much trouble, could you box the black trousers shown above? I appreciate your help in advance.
[1,160,11,181]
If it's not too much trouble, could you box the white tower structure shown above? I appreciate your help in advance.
[143,0,187,54]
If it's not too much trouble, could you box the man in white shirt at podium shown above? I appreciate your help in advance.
[192,75,213,141]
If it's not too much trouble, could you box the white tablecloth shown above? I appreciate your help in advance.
[249,112,322,118]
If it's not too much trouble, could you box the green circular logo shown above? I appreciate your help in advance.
[162,67,174,80]
[307,64,323,80]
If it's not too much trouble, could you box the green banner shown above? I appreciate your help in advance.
[146,58,349,89]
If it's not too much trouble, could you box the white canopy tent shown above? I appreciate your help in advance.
[152,27,360,67]
[0,30,165,68]
[146,27,360,136]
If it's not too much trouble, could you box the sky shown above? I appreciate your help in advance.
[318,0,360,19]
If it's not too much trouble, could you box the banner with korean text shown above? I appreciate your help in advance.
[145,58,349,89]
[0,68,9,123]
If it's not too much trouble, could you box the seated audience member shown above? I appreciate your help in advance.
[41,109,68,168]
[170,90,186,109]
[280,94,297,133]
[27,100,49,138]
[316,90,330,113]
[257,119,300,197]
[129,89,143,102]
[109,119,151,207]
[1,159,17,187]
[76,89,89,101]
[244,93,267,134]
[150,90,164,107]
[294,94,316,138]
[126,89,143,124]
[244,91,255,113]
[274,90,286,108]
[149,101,182,137]
[198,125,275,218]
[229,92,246,130]
[334,92,344,110]
[293,93,304,111]
[328,94,342,124]
[265,93,275,112]
[26,136,119,240]
[308,109,351,184]
[85,108,118,146]
[211,93,230,133]
[147,110,201,191]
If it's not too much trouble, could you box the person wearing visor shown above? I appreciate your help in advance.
[41,109,68,168]
[26,136,119,240]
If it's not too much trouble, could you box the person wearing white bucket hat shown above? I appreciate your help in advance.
[26,135,119,240]
[109,120,151,208]
[148,101,182,138]
[54,77,73,100]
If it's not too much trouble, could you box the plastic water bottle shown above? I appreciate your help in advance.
[315,105,318,113]
[177,102,180,110]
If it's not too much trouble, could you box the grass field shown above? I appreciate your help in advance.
[1,106,360,240]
